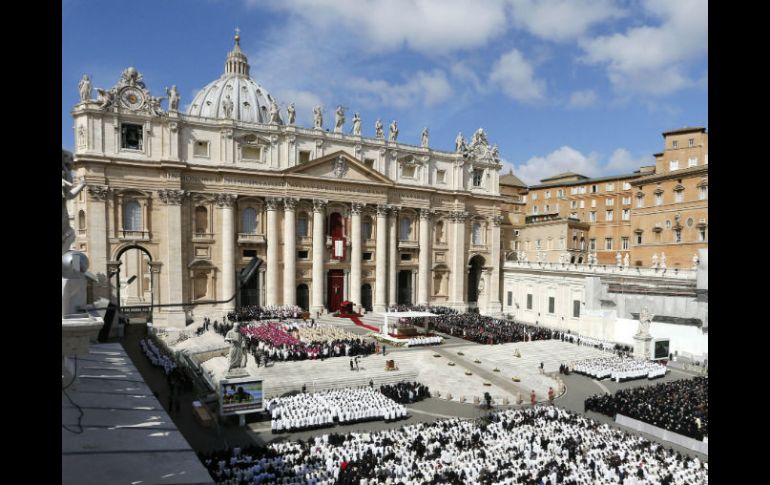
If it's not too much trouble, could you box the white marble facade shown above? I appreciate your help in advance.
[71,34,504,327]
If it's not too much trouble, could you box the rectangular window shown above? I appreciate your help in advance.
[622,209,630,220]
[436,169,446,183]
[364,158,375,168]
[472,169,483,187]
[589,238,596,250]
[699,186,708,200]
[243,249,257,258]
[532,205,539,215]
[591,185,598,193]
[606,183,615,191]
[606,210,613,221]
[591,199,597,208]
[363,252,373,261]
[655,193,663,206]
[120,123,143,150]
[548,297,555,314]
[570,187,578,195]
[589,211,596,222]
[623,182,631,190]
[573,300,580,318]
[688,157,698,167]
[569,212,577,219]
[669,160,679,171]
[699,228,706,241]
[622,197,631,205]
[545,204,550,212]
[402,165,416,178]
[688,138,695,147]
[675,190,684,203]
[297,250,309,259]
[579,186,587,194]
[672,140,679,149]
[545,191,551,199]
[606,198,614,206]
[193,140,209,157]
[570,200,577,209]
[636,195,645,208]
[400,253,412,261]
[674,229,682,243]
[532,193,538,200]
[622,237,629,250]
[636,233,642,244]
[605,238,613,250]
[507,291,513,307]
[557,189,564,198]
[299,150,311,164]
[579,200,585,209]
[242,145,262,160]
[526,294,533,310]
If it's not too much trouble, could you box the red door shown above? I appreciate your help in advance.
[327,270,344,312]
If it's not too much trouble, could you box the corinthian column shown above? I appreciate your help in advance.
[216,193,237,313]
[388,206,399,307]
[488,215,503,314]
[311,199,327,314]
[266,197,281,306]
[283,198,298,306]
[86,185,111,301]
[374,204,389,312]
[350,203,363,310]
[451,211,468,311]
[418,208,432,305]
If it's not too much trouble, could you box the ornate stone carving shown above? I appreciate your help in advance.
[158,189,189,205]
[214,193,237,207]
[449,210,468,222]
[265,197,282,210]
[283,197,298,211]
[87,185,110,201]
[491,215,504,226]
[315,138,324,148]
[77,126,86,147]
[332,156,349,178]
[169,121,178,133]
[419,208,434,220]
[312,199,328,213]
[637,308,654,337]
[350,202,364,215]
[461,127,501,166]
[376,204,390,216]
[221,128,233,139]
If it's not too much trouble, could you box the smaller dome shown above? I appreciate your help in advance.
[187,31,275,123]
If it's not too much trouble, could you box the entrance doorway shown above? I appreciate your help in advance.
[239,257,262,307]
[361,284,373,312]
[327,270,344,312]
[297,284,309,311]
[467,255,485,304]
[397,270,412,305]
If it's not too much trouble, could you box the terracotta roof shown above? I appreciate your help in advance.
[539,171,588,183]
[662,127,706,136]
[500,172,528,188]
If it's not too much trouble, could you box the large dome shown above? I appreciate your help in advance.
[187,32,275,123]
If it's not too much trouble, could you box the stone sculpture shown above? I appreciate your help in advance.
[637,308,654,337]
[334,106,345,133]
[96,88,114,109]
[269,100,283,124]
[287,103,296,125]
[660,252,667,269]
[225,324,247,371]
[375,119,384,139]
[223,95,234,118]
[421,127,429,148]
[79,75,91,102]
[313,105,323,129]
[389,120,399,141]
[166,85,180,111]
[455,132,466,153]
[352,112,362,135]
[623,253,630,268]
[62,153,87,255]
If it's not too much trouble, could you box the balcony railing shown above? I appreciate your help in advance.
[237,233,266,244]
[192,232,214,241]
[398,239,418,249]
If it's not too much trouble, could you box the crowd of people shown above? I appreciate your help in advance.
[570,356,668,382]
[227,304,305,322]
[201,405,708,484]
[429,314,558,345]
[404,335,442,347]
[558,333,634,357]
[387,304,458,315]
[379,381,430,404]
[265,387,408,433]
[585,377,709,441]
[140,338,176,375]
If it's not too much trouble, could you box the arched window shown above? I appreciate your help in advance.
[472,222,482,245]
[296,212,308,237]
[194,206,208,234]
[242,208,257,234]
[78,210,86,230]
[400,217,411,240]
[362,216,372,241]
[124,201,142,231]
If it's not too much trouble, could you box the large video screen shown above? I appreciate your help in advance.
[219,378,263,416]
[653,339,670,360]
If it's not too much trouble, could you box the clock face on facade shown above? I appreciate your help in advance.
[120,87,145,110]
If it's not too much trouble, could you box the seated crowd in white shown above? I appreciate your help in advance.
[404,335,442,347]
[140,338,176,375]
[570,356,667,381]
[202,406,707,485]
[265,387,408,433]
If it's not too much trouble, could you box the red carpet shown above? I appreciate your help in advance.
[345,315,380,332]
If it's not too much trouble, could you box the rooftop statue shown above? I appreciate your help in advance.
[421,127,429,148]
[313,105,323,130]
[166,85,180,111]
[375,119,384,139]
[352,112,362,135]
[389,120,399,141]
[287,103,296,125]
[334,106,346,133]
[78,75,91,103]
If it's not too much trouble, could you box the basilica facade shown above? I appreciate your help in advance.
[71,34,505,327]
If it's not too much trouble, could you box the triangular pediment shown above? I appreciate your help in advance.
[283,150,394,185]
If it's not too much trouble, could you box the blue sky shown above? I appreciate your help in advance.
[62,0,707,185]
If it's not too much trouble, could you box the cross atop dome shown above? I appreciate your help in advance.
[225,28,249,76]
[234,27,240,46]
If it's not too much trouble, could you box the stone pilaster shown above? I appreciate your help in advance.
[86,185,111,300]
[215,193,237,312]
[266,197,281,306]
[450,211,468,311]
[159,189,189,327]
[417,208,432,305]
[350,203,364,310]
[388,206,399,307]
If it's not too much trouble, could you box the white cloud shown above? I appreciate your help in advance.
[347,70,453,110]
[249,0,511,54]
[579,0,707,96]
[514,146,601,185]
[567,89,598,108]
[510,0,625,42]
[489,49,545,102]
[606,148,654,173]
